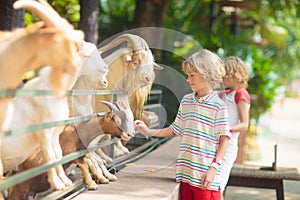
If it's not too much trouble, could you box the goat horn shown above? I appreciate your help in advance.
[99,34,149,53]
[13,0,83,42]
[100,101,119,112]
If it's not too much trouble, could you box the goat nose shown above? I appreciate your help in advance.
[102,80,108,86]
[98,78,108,88]
[128,132,135,138]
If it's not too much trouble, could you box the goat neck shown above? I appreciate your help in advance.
[73,117,105,148]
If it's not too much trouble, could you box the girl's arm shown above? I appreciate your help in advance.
[232,100,250,132]
[215,135,230,160]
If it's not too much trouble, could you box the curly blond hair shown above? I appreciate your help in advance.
[182,49,225,89]
[223,56,250,88]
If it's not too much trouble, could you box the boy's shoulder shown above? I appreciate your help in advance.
[181,92,227,107]
[180,93,195,102]
[183,93,194,99]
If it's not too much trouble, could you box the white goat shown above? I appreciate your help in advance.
[0,1,83,198]
[3,66,82,190]
[67,41,126,185]
[1,0,85,191]
[68,41,109,117]
[69,40,123,184]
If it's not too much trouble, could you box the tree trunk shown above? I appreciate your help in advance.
[78,0,99,44]
[0,0,24,31]
[131,0,170,28]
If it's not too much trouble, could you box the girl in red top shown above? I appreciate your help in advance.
[219,56,251,200]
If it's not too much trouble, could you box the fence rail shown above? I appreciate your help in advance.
[0,89,125,191]
[0,88,163,199]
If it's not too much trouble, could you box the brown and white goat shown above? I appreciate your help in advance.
[7,100,135,200]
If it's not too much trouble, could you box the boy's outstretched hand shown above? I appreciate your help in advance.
[134,120,150,136]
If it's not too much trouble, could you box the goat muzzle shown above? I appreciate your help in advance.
[121,131,134,141]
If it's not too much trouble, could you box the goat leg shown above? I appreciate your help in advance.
[114,140,130,156]
[52,130,72,187]
[96,159,117,181]
[84,153,109,184]
[95,149,113,164]
[75,159,98,190]
[39,130,66,190]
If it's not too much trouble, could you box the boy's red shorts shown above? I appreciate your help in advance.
[180,182,220,200]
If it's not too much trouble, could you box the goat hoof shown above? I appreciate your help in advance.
[123,149,130,154]
[98,178,109,184]
[54,184,65,191]
[61,177,72,186]
[88,182,99,190]
[51,179,66,190]
[64,179,73,186]
[107,175,117,181]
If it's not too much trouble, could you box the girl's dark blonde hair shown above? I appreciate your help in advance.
[223,56,250,88]
[182,49,225,89]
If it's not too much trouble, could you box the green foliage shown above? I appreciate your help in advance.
[247,45,280,121]
[99,0,135,41]
[24,12,36,25]
[48,0,80,26]
[24,0,80,27]
[165,1,212,47]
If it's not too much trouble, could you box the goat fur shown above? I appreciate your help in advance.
[3,66,83,192]
[0,22,82,131]
[68,41,108,117]
[8,101,135,199]
[0,1,84,198]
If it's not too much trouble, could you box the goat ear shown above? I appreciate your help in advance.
[107,111,114,120]
[116,100,128,111]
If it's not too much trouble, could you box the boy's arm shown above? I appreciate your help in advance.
[202,135,230,189]
[147,127,176,138]
[135,120,176,138]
